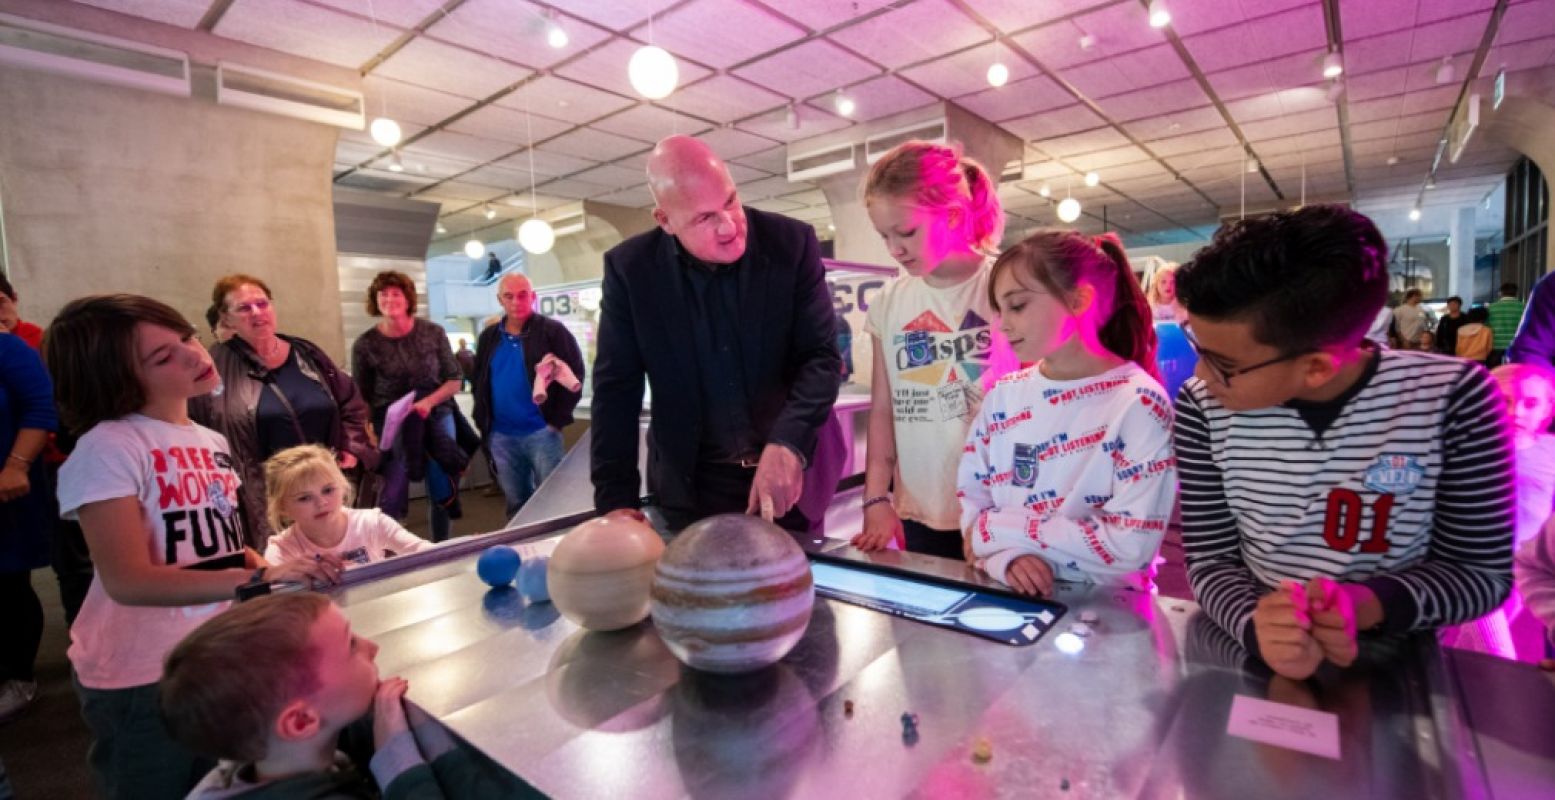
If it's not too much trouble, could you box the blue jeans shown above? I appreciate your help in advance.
[381,411,457,542]
[488,427,565,519]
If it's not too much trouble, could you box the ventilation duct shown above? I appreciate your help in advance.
[864,119,947,165]
[0,12,189,97]
[545,204,588,238]
[788,143,857,182]
[216,62,364,130]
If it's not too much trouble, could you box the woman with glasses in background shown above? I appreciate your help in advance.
[191,274,378,550]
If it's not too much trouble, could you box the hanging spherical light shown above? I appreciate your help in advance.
[628,45,679,99]
[1057,197,1082,223]
[986,62,1010,88]
[547,24,569,49]
[519,218,556,255]
[463,239,485,259]
[369,117,402,147]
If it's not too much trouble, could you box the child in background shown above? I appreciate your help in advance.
[1516,518,1555,659]
[263,445,433,568]
[1495,364,1555,545]
[958,231,1174,596]
[1456,306,1494,364]
[1172,206,1513,681]
[161,593,453,798]
[45,295,341,799]
[1445,364,1555,660]
[851,140,1017,558]
[1147,262,1186,322]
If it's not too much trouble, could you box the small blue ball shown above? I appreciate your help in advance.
[518,555,550,603]
[477,546,521,587]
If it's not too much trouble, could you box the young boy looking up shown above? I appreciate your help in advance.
[161,593,444,798]
[1173,205,1514,680]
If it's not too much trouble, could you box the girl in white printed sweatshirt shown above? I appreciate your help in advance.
[958,230,1176,596]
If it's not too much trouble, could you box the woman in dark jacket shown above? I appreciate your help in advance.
[191,274,378,549]
[351,270,469,542]
[0,331,57,721]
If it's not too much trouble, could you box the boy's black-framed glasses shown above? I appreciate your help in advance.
[1179,321,1311,387]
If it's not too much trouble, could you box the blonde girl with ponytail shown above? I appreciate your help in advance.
[852,141,1018,558]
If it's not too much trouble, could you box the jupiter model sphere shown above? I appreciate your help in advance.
[650,514,815,674]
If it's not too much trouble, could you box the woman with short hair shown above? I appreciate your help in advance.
[191,274,378,549]
[351,271,467,542]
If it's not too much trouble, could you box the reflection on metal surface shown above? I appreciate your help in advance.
[331,454,1550,799]
[1054,631,1086,655]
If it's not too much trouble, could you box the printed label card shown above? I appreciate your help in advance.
[1226,694,1341,760]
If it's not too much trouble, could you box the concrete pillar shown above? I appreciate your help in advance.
[0,67,347,359]
[1481,70,1555,278]
[1448,206,1476,300]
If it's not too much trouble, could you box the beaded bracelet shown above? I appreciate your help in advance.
[861,495,892,511]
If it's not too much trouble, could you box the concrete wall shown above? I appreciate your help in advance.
[0,67,346,359]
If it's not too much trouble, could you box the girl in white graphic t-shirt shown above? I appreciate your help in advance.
[46,295,343,799]
[263,444,433,567]
[958,231,1175,596]
[852,140,1018,559]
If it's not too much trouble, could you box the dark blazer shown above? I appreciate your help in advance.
[471,312,585,439]
[591,207,842,513]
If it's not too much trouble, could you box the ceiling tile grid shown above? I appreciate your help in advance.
[492,76,637,124]
[308,0,447,28]
[554,38,713,99]
[696,127,784,161]
[1000,104,1108,143]
[375,37,533,97]
[215,0,403,68]
[955,74,1073,122]
[1010,2,1165,72]
[739,103,853,142]
[543,0,682,32]
[825,0,989,70]
[55,0,1539,244]
[424,0,614,69]
[71,0,208,27]
[842,74,938,121]
[770,0,894,31]
[898,43,1042,99]
[1180,4,1327,74]
[588,104,712,142]
[731,39,881,100]
[656,75,790,123]
[538,126,652,161]
[1094,79,1215,122]
[445,105,573,145]
[628,0,807,69]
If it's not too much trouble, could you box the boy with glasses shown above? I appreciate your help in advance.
[1173,205,1515,680]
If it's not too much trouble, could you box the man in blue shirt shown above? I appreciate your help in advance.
[472,273,585,519]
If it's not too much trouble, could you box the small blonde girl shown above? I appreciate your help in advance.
[263,445,433,567]
[852,140,1018,558]
[1147,263,1186,322]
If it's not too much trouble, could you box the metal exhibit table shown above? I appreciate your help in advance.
[328,435,1554,798]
